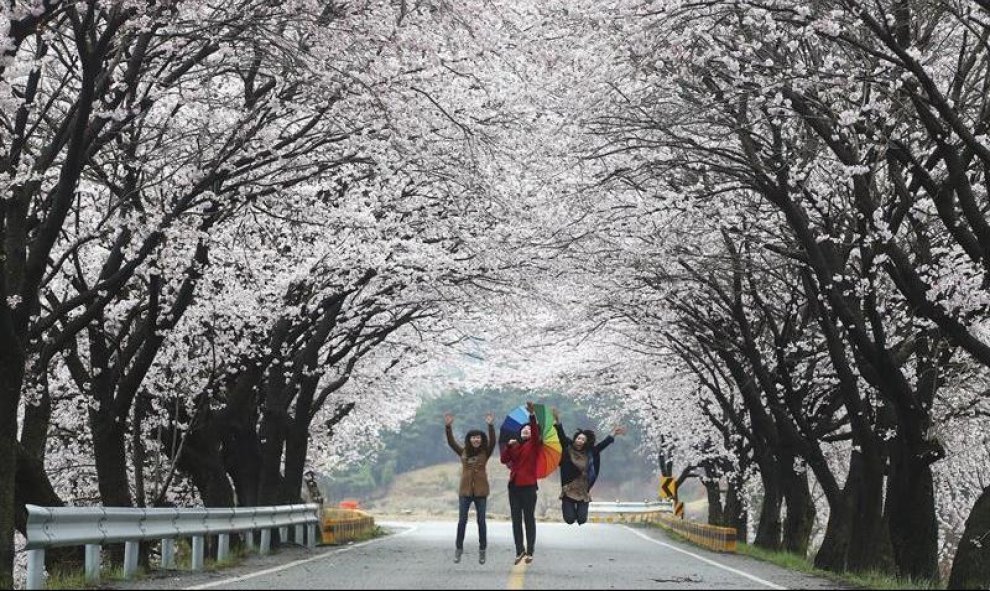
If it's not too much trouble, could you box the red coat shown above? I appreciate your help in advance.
[501,413,543,487]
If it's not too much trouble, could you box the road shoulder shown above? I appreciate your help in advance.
[104,525,410,590]
[626,524,851,590]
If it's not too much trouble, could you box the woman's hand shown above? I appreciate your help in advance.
[444,413,454,427]
[526,400,535,414]
[486,412,495,425]
[612,425,627,436]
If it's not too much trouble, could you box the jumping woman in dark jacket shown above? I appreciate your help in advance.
[444,412,496,564]
[551,407,626,525]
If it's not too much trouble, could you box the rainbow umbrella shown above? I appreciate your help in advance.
[498,403,562,479]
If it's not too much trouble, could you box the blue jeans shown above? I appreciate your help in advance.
[456,496,488,549]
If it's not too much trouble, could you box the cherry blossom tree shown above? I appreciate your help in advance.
[5,0,990,587]
[568,0,990,584]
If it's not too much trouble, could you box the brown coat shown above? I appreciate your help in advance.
[445,424,497,497]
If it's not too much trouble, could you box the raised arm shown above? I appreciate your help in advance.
[530,412,541,442]
[526,400,542,443]
[486,412,497,457]
[552,407,572,450]
[444,413,463,456]
[594,435,615,453]
[596,426,626,453]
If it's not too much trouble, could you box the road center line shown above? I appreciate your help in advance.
[186,525,420,590]
[506,561,528,590]
[621,526,787,591]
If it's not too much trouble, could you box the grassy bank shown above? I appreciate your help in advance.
[738,544,944,591]
[642,521,942,590]
[45,543,255,589]
[46,564,147,590]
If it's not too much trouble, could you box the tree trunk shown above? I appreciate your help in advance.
[886,436,939,581]
[781,466,815,557]
[257,407,287,506]
[0,407,17,591]
[847,448,895,573]
[814,500,852,572]
[0,348,24,589]
[221,417,263,507]
[13,444,82,571]
[814,450,865,572]
[132,395,148,508]
[176,412,236,508]
[280,425,308,505]
[90,409,133,565]
[13,444,65,528]
[90,410,134,508]
[279,384,317,505]
[725,478,748,542]
[19,377,50,460]
[949,485,990,590]
[754,469,783,551]
[705,480,724,526]
[216,363,263,507]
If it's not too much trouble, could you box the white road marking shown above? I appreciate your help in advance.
[622,525,788,590]
[186,525,419,590]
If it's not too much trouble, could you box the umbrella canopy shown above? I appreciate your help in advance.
[498,403,562,479]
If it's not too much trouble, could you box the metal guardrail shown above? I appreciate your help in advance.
[587,501,672,524]
[320,508,375,545]
[587,501,737,553]
[588,501,674,514]
[23,503,320,590]
[652,512,737,553]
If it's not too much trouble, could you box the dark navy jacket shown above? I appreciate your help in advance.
[555,422,614,489]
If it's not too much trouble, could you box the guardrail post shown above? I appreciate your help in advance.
[191,535,205,571]
[294,524,304,545]
[85,544,101,583]
[124,540,140,578]
[245,530,256,552]
[161,538,176,570]
[26,549,45,590]
[218,533,230,562]
[260,528,272,555]
[306,523,316,548]
[279,526,288,544]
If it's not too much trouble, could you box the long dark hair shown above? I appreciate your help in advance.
[571,429,596,450]
[463,429,488,456]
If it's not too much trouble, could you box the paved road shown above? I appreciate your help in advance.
[121,521,843,590]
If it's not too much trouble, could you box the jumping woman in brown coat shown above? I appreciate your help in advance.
[444,412,496,564]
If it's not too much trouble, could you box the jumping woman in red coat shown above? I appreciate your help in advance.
[500,400,542,565]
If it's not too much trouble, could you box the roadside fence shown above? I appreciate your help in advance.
[22,503,320,590]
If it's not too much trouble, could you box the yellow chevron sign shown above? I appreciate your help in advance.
[674,501,685,519]
[659,476,677,500]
